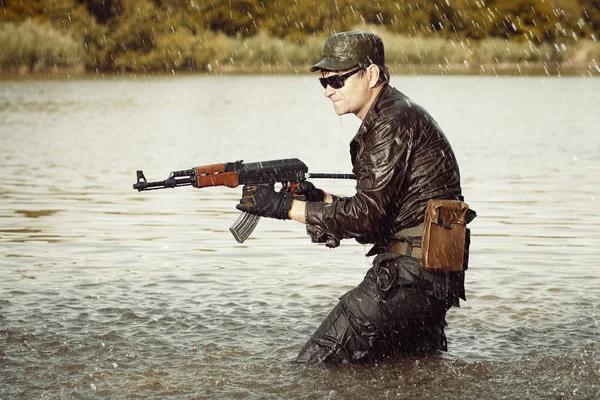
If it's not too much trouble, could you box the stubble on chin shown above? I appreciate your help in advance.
[332,101,347,116]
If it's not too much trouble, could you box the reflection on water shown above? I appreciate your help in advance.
[0,75,599,399]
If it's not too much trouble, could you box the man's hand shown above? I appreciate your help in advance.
[306,225,340,248]
[236,184,294,220]
[293,181,325,202]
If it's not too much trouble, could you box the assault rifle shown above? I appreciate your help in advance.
[132,158,355,243]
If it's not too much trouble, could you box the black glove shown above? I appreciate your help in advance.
[306,225,340,248]
[293,181,325,202]
[236,184,293,220]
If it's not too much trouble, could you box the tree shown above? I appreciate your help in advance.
[0,0,44,21]
[579,0,600,38]
[444,0,494,39]
[196,0,266,36]
[40,0,113,70]
[75,0,121,24]
[488,0,558,42]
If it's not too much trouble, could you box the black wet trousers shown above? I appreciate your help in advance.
[295,255,451,364]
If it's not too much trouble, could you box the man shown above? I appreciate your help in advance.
[237,31,474,364]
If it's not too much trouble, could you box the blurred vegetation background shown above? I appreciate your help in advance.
[1,0,599,75]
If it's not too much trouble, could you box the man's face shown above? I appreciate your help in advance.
[320,68,371,118]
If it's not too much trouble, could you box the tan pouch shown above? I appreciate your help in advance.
[421,199,475,273]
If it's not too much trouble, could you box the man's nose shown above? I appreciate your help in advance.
[324,85,335,97]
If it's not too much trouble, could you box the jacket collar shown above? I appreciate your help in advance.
[351,84,392,147]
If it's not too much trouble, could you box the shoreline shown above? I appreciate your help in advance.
[1,61,598,80]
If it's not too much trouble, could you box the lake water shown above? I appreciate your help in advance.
[0,74,599,399]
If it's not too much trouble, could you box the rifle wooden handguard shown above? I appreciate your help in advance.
[195,164,239,188]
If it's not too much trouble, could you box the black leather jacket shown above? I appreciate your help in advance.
[306,84,463,249]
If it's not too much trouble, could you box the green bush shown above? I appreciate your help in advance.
[192,31,235,71]
[117,30,197,72]
[0,21,83,71]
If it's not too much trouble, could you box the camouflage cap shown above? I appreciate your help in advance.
[310,31,385,72]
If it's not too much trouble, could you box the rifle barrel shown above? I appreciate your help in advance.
[308,173,356,180]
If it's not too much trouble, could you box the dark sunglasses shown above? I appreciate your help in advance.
[319,68,362,89]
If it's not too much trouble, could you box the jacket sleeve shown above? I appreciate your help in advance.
[305,118,412,239]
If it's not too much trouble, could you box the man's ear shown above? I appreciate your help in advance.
[367,64,380,88]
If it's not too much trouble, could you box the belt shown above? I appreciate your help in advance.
[393,223,425,238]
[389,241,422,259]
[388,223,424,259]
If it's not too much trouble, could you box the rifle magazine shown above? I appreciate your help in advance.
[229,212,261,243]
